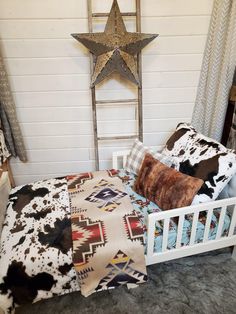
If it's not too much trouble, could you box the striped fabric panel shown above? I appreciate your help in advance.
[0,51,27,162]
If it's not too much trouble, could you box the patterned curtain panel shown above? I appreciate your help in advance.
[0,47,27,162]
[192,0,236,141]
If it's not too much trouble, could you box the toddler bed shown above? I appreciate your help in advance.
[0,123,236,313]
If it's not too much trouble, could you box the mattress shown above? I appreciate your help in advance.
[0,170,231,312]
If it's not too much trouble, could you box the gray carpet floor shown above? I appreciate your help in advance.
[16,248,236,314]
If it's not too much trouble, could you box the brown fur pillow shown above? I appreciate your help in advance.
[134,153,204,210]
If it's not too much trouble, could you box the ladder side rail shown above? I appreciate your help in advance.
[88,0,99,170]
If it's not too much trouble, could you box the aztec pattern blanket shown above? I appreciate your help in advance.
[67,170,147,297]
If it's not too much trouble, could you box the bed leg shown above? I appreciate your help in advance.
[232,246,236,261]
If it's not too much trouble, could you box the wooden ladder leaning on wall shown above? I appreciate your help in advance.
[87,0,143,170]
[0,159,15,188]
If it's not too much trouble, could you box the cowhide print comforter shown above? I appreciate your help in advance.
[0,172,147,313]
[0,177,80,313]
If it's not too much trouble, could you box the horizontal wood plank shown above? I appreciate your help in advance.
[20,121,93,136]
[23,148,91,163]
[16,106,136,122]
[9,71,200,92]
[16,103,193,123]
[0,36,207,58]
[143,87,197,104]
[4,54,202,75]
[19,117,189,137]
[12,87,197,109]
[24,135,94,150]
[0,16,210,39]
[144,117,191,133]
[143,103,194,119]
[0,0,213,19]
[13,89,139,107]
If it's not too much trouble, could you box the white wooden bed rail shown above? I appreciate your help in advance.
[112,150,236,265]
[112,150,130,169]
[145,197,236,265]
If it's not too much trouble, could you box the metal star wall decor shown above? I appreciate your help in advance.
[71,0,158,87]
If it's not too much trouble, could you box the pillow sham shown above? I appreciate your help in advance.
[134,153,204,211]
[218,173,236,199]
[125,139,179,175]
[161,122,236,204]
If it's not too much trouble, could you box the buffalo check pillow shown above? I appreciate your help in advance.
[125,139,179,175]
[161,122,236,204]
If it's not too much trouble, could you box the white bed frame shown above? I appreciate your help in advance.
[112,150,236,266]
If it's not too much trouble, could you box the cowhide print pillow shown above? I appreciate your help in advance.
[134,153,204,211]
[161,122,236,204]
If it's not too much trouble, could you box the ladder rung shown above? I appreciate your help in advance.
[96,99,138,105]
[98,135,138,141]
[92,12,136,18]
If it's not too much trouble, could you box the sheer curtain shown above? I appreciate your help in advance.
[191,0,236,142]
[0,47,27,162]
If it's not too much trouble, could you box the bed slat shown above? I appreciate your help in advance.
[112,150,130,169]
[203,208,213,242]
[147,217,156,257]
[176,214,184,249]
[215,206,227,240]
[228,205,236,236]
[189,212,199,245]
[123,155,127,167]
[162,218,170,252]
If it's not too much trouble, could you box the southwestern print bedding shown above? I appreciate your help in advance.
[0,170,232,313]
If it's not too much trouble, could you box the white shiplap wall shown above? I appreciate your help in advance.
[0,0,213,185]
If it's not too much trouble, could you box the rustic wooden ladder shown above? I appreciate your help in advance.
[87,0,143,170]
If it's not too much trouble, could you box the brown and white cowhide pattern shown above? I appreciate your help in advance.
[162,123,236,204]
[0,178,79,313]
